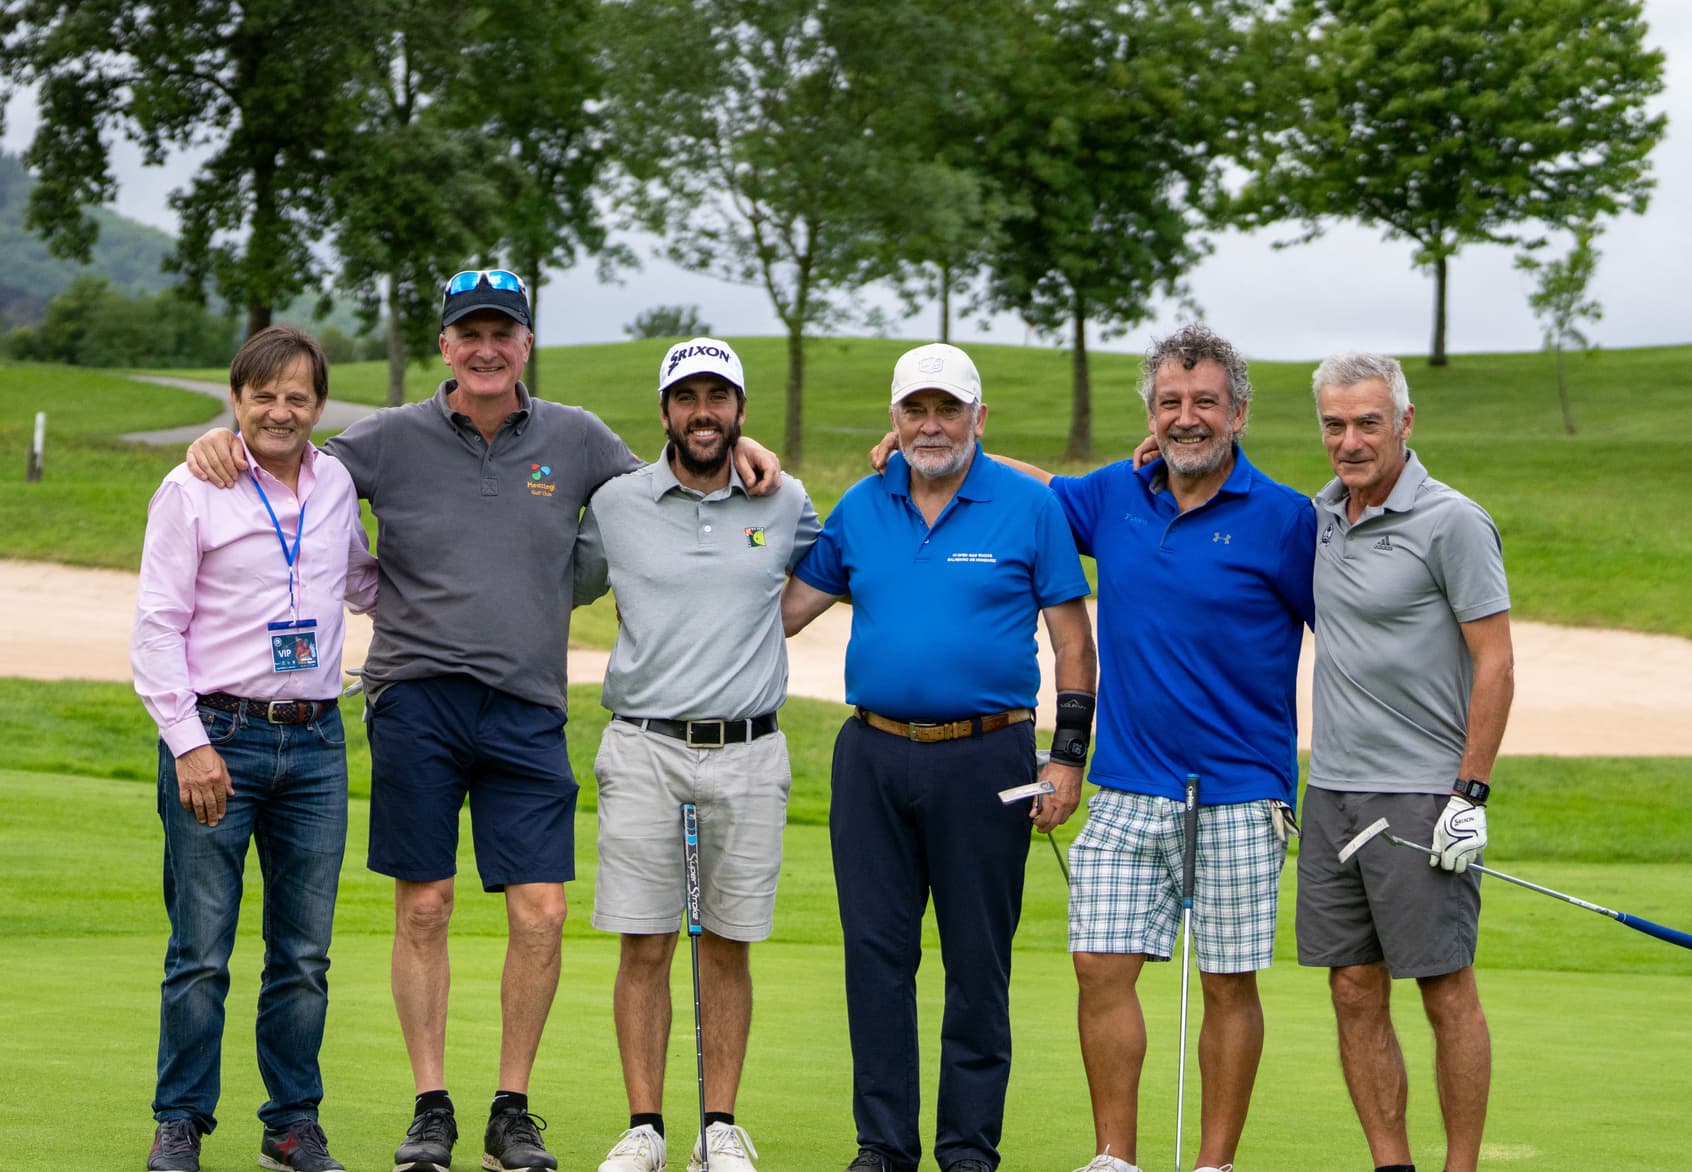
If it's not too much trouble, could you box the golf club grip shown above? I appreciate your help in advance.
[1616,912,1692,951]
[682,802,703,937]
[1181,773,1199,904]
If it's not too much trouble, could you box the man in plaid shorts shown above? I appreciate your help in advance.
[997,325,1315,1172]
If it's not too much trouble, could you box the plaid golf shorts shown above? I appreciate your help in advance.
[1068,788,1288,972]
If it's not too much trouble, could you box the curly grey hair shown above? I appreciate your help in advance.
[1139,324,1252,417]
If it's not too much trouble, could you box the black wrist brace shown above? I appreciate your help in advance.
[1049,691,1095,766]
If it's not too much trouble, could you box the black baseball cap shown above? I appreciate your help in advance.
[440,269,532,330]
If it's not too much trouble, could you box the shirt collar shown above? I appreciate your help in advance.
[433,380,534,430]
[237,435,318,490]
[1316,446,1427,517]
[1134,443,1256,499]
[650,444,747,501]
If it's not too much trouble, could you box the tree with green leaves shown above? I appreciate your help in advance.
[974,0,1266,459]
[0,0,367,338]
[328,2,507,406]
[598,0,992,465]
[459,0,615,396]
[1515,224,1604,436]
[1237,0,1665,366]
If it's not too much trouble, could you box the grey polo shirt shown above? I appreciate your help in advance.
[1308,449,1510,794]
[325,381,640,712]
[573,449,820,721]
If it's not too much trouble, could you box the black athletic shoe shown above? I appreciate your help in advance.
[394,1108,458,1172]
[943,1161,993,1172]
[483,1109,557,1172]
[259,1120,345,1171]
[148,1120,201,1172]
[847,1151,914,1172]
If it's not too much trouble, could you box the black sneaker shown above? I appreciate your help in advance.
[395,1108,458,1172]
[483,1109,557,1172]
[847,1151,913,1172]
[148,1120,201,1172]
[943,1162,993,1172]
[259,1120,345,1172]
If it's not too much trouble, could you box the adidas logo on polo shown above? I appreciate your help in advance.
[1374,536,1394,551]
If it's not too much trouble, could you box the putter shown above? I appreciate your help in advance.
[1339,817,1692,951]
[681,802,710,1170]
[1020,752,1070,886]
[1173,772,1200,1172]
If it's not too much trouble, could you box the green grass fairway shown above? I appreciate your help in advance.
[6,338,1692,635]
[2,679,1689,1169]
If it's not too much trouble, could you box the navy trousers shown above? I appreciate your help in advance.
[830,714,1037,1171]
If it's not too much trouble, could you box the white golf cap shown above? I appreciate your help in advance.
[890,342,981,405]
[657,337,745,398]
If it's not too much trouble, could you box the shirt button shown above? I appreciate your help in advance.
[704,525,713,533]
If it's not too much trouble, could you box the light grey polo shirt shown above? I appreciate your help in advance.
[1308,449,1510,794]
[573,449,820,721]
[326,381,640,712]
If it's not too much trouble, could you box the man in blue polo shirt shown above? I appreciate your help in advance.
[993,324,1314,1172]
[782,342,1096,1172]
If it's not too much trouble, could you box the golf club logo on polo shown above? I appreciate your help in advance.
[527,463,556,497]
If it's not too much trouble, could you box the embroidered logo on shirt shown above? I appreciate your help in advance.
[1374,535,1394,551]
[528,463,556,498]
[947,552,997,564]
[745,526,767,548]
[1213,531,1231,544]
[1321,522,1335,545]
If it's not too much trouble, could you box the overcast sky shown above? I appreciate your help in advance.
[5,2,1688,362]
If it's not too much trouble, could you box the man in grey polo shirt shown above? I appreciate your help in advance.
[574,338,819,1172]
[1295,352,1515,1172]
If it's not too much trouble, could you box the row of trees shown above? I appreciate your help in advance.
[0,0,1666,459]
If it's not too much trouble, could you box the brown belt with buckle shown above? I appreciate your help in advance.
[197,692,337,725]
[855,706,1035,743]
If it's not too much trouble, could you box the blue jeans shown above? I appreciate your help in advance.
[153,702,348,1133]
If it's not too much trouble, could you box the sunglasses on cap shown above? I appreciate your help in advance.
[441,269,528,300]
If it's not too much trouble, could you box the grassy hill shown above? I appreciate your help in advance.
[23,334,1687,637]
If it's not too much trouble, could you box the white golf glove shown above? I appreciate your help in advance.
[1431,795,1487,873]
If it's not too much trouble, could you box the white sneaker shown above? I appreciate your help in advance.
[1073,1152,1138,1172]
[686,1122,758,1172]
[599,1125,666,1172]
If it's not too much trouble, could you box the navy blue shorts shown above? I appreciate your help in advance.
[366,675,576,890]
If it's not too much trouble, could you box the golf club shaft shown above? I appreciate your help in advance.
[1175,772,1200,1172]
[1384,833,1692,951]
[682,803,709,1170]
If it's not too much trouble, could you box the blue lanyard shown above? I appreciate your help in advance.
[250,473,307,621]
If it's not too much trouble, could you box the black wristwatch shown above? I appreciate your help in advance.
[1452,778,1491,806]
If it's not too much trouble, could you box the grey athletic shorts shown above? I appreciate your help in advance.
[1068,789,1288,972]
[1296,787,1482,978]
[591,718,792,942]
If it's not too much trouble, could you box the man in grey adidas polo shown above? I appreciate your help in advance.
[1295,352,1515,1172]
[573,338,819,1172]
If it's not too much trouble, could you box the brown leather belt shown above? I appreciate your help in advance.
[198,692,337,725]
[855,706,1035,743]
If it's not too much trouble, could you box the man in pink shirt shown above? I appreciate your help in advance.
[131,326,377,1172]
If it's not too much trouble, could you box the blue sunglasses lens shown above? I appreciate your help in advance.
[444,269,526,297]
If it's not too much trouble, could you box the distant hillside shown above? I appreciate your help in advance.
[0,151,179,328]
[0,150,370,337]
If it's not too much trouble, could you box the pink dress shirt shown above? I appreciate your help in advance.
[131,441,378,757]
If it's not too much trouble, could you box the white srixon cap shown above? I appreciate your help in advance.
[658,337,745,398]
[890,342,981,405]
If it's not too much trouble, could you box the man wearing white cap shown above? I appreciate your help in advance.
[575,338,820,1172]
[782,343,1097,1172]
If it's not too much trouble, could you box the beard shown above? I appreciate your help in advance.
[1159,425,1234,478]
[668,416,743,479]
[902,436,973,480]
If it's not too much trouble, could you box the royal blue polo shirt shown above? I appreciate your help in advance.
[1049,447,1315,807]
[794,445,1089,720]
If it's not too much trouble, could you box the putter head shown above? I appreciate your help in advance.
[1338,817,1391,864]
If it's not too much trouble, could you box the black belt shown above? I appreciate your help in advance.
[198,692,337,725]
[615,712,779,748]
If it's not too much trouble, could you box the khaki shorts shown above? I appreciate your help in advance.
[591,718,792,942]
[1296,786,1482,978]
